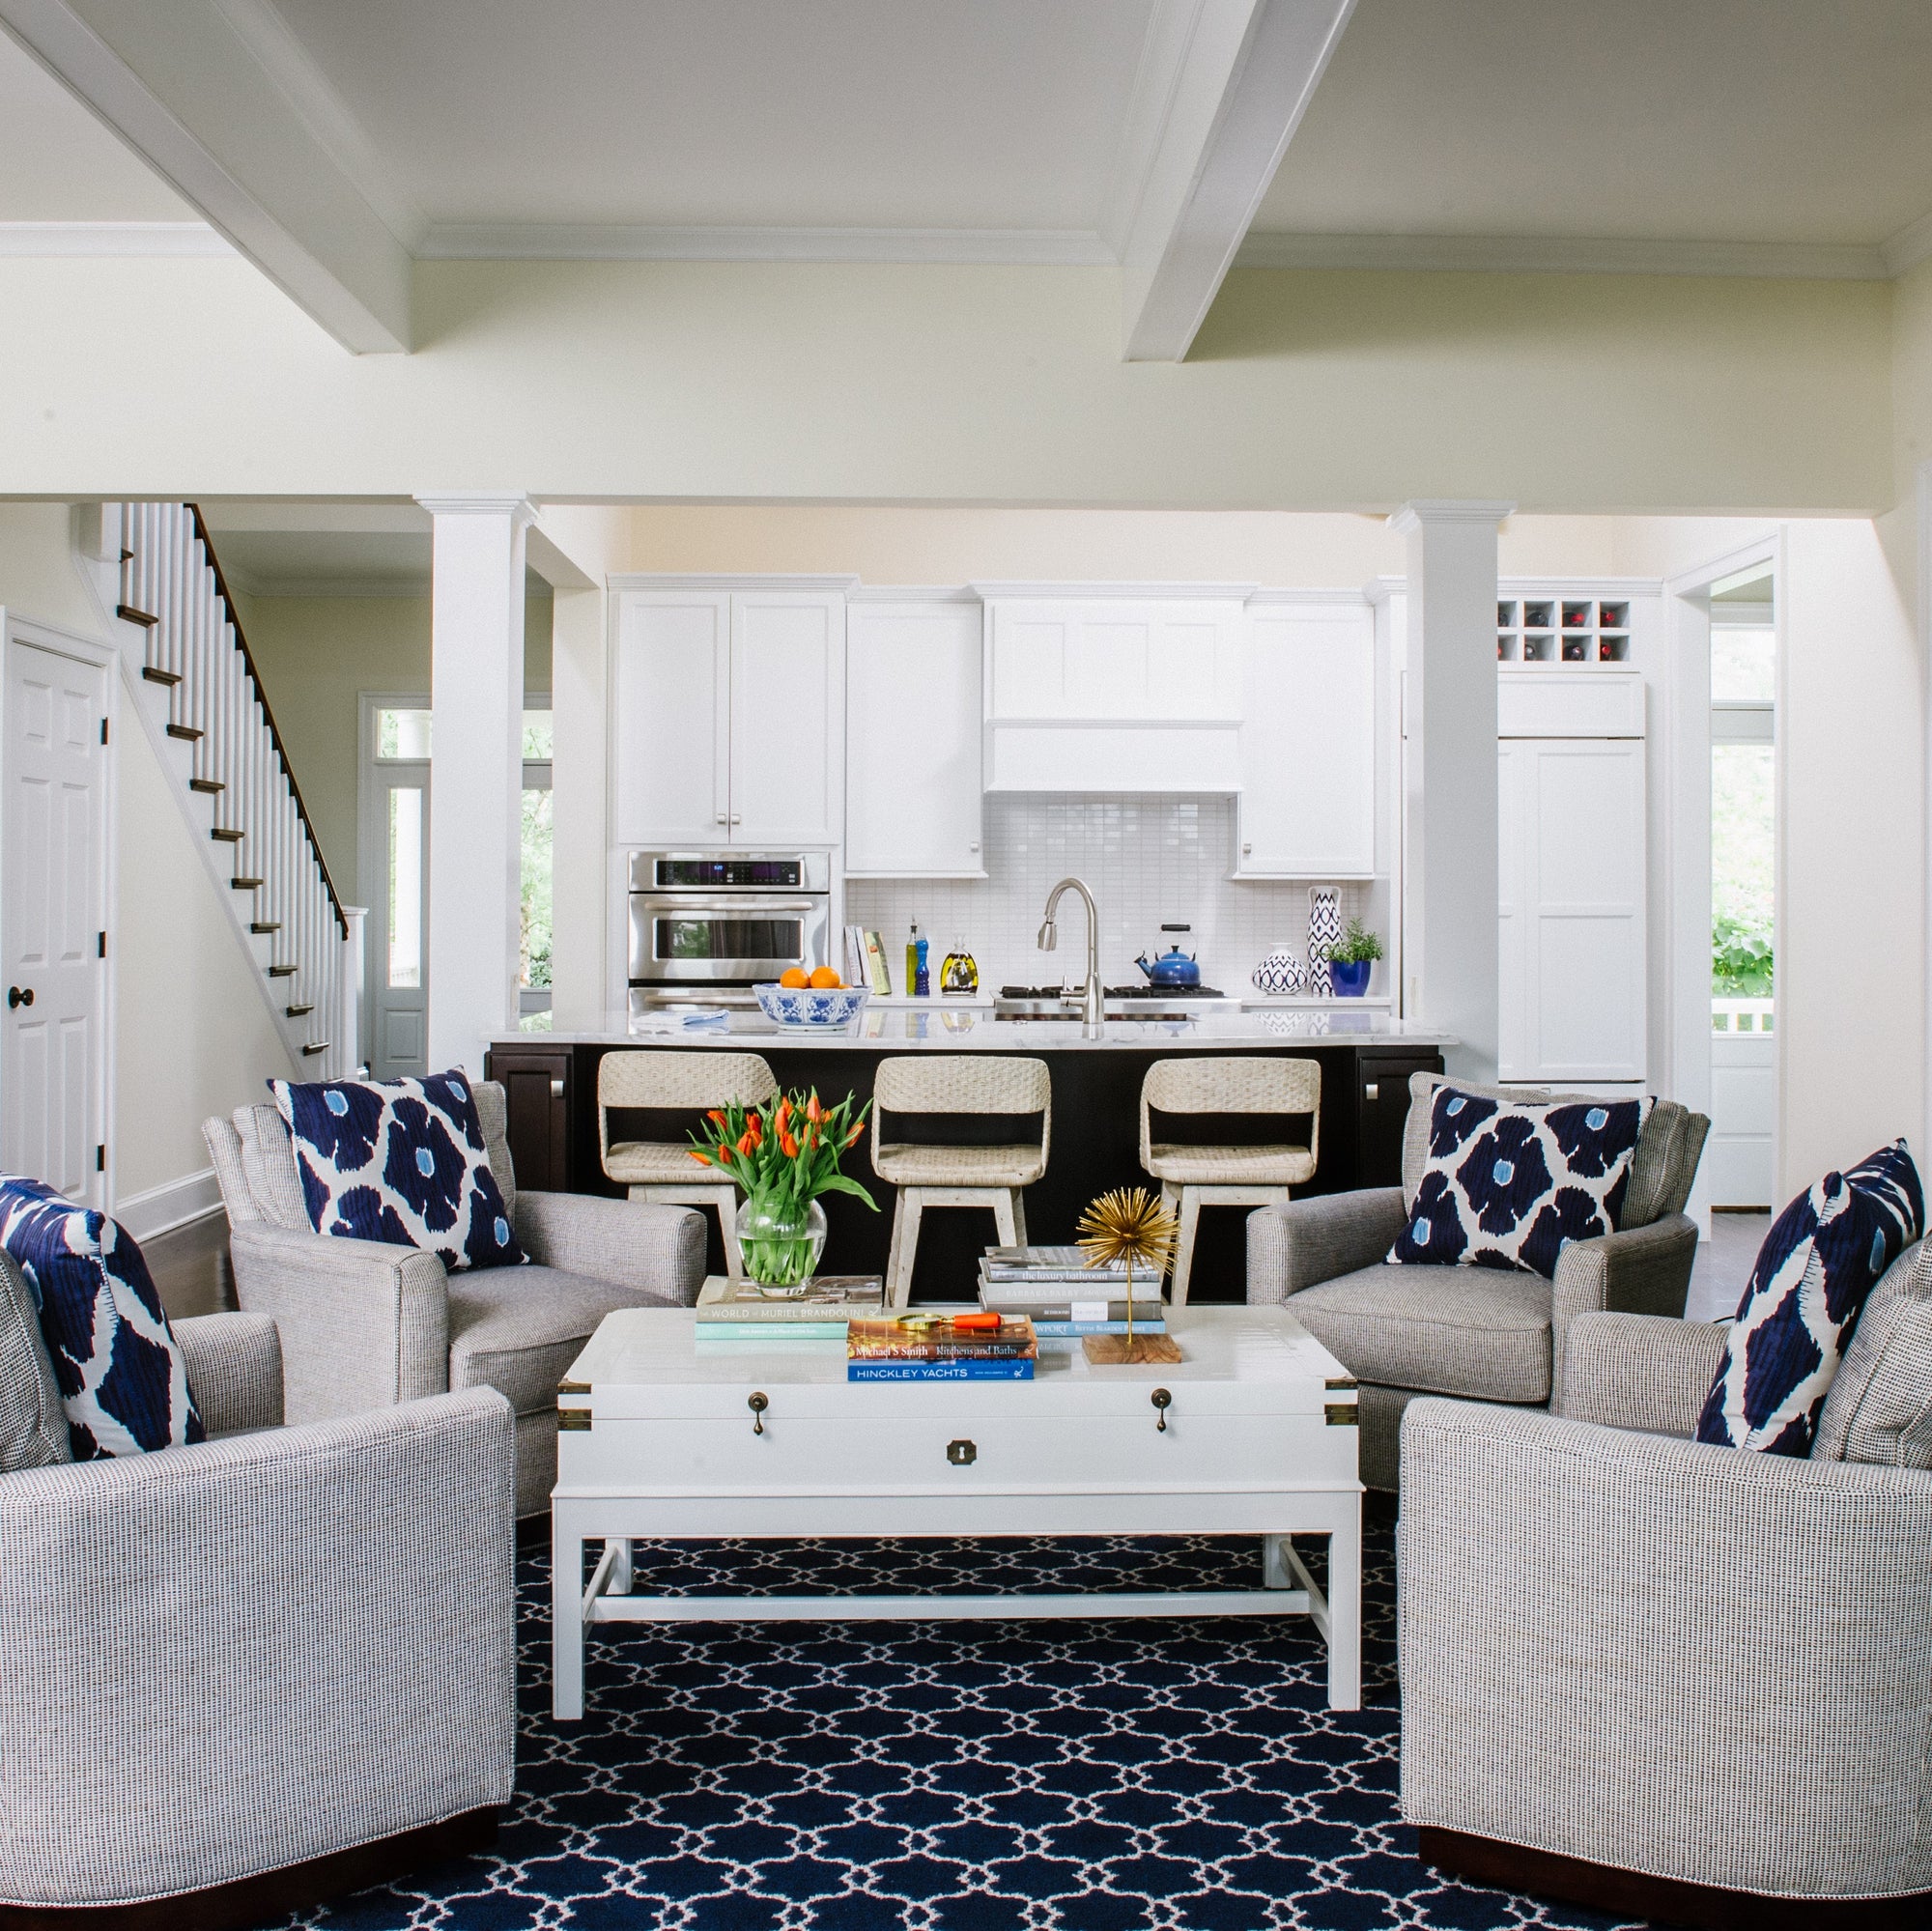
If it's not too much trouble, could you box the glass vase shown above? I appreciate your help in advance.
[735,1193,827,1293]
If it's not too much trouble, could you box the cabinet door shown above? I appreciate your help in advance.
[985,599,1240,720]
[729,591,844,845]
[1237,606,1377,876]
[611,592,729,845]
[1496,742,1527,1079]
[845,601,983,875]
[1521,738,1646,1082]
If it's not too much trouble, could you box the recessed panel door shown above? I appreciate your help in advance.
[372,762,430,1079]
[729,593,842,845]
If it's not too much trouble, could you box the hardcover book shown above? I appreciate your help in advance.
[847,1315,1037,1362]
[848,1359,1035,1381]
[696,1275,884,1323]
[983,1244,1137,1285]
[862,930,893,996]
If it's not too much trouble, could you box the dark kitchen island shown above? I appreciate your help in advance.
[488,1007,1448,1304]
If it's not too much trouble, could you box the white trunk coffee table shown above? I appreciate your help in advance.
[552,1304,1362,1718]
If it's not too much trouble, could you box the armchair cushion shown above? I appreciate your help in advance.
[1815,1237,1932,1468]
[1289,1263,1551,1404]
[0,1251,68,1473]
[0,1178,204,1459]
[272,1069,527,1274]
[1389,1085,1652,1279]
[1696,1139,1923,1456]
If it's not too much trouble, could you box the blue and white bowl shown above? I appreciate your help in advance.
[754,981,869,1027]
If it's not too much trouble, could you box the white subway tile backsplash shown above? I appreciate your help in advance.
[846,795,1364,995]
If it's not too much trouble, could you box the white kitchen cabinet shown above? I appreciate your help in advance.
[845,598,983,876]
[611,584,844,848]
[1236,601,1377,876]
[1497,729,1647,1085]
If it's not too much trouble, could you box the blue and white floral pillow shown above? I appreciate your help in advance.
[272,1069,526,1273]
[0,1177,205,1458]
[1388,1085,1653,1280]
[1696,1139,1923,1457]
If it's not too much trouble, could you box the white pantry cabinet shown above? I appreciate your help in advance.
[611,583,845,848]
[845,597,983,876]
[1236,600,1377,877]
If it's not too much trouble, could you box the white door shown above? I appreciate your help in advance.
[2,636,106,1203]
[845,600,982,875]
[1708,1032,1776,1207]
[729,591,843,845]
[611,592,730,845]
[371,759,430,1078]
[1496,741,1526,1078]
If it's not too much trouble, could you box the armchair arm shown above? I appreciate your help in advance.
[228,1224,449,1422]
[173,1312,283,1434]
[1398,1398,1932,1899]
[1558,1311,1728,1435]
[0,1389,515,1909]
[1548,1211,1698,1410]
[1246,1188,1405,1305]
[513,1190,706,1305]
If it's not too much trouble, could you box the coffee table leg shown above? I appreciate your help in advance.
[606,1536,634,1595]
[1325,1504,1362,1712]
[1261,1534,1292,1590]
[553,1519,586,1722]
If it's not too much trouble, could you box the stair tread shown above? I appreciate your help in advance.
[116,604,159,628]
[300,1042,330,1056]
[267,965,298,978]
[250,922,280,933]
[188,779,224,794]
[230,877,264,889]
[141,667,182,687]
[209,828,244,842]
[165,724,203,741]
[285,1005,314,1017]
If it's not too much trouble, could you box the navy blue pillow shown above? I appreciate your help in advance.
[272,1069,526,1273]
[0,1177,205,1458]
[1696,1139,1923,1456]
[1388,1085,1652,1279]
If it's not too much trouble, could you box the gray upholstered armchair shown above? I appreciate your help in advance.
[1,1306,515,1923]
[205,1078,706,1516]
[1398,1251,1932,1923]
[1248,1073,1709,1488]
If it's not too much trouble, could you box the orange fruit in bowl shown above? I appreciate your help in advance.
[810,965,842,989]
[779,966,810,988]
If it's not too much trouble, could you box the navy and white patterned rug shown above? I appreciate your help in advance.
[290,1523,1637,1930]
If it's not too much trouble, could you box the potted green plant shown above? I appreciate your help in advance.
[1326,918,1382,997]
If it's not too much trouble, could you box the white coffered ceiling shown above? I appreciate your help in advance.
[5,0,1932,354]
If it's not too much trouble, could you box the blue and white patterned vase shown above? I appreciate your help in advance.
[1306,888,1342,998]
[1249,944,1307,997]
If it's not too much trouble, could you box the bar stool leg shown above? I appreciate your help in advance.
[1170,1185,1203,1307]
[1009,1188,1029,1247]
[718,1187,745,1284]
[991,1188,1018,1249]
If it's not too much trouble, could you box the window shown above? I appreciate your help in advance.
[521,706,553,1029]
[387,786,423,989]
[1711,620,1774,1034]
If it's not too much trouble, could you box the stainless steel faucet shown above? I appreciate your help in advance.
[1037,875,1104,1035]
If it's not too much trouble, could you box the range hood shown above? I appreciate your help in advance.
[982,719,1241,793]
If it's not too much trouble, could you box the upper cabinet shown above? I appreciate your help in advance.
[845,597,983,877]
[611,582,845,849]
[1236,600,1378,877]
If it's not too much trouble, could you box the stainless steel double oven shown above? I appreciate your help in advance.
[627,852,831,1015]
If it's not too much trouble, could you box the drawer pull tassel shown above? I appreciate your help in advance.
[1151,1387,1172,1433]
[748,1391,769,1434]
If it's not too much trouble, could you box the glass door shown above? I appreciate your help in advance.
[371,705,431,1078]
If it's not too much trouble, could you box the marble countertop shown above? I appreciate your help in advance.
[526,1008,1455,1050]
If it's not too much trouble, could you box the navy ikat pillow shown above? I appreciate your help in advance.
[1696,1139,1923,1457]
[1388,1085,1653,1280]
[0,1177,205,1458]
[273,1069,526,1273]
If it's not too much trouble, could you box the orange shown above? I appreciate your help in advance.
[779,966,810,988]
[810,965,842,989]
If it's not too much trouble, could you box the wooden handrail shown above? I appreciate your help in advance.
[185,503,350,938]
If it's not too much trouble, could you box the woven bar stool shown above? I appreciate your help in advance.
[1140,1057,1321,1305]
[598,1049,779,1281]
[871,1056,1052,1308]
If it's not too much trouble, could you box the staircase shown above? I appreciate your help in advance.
[97,503,362,1078]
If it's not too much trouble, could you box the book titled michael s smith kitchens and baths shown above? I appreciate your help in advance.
[846,1314,1037,1381]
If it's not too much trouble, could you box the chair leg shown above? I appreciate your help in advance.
[992,1189,1018,1248]
[895,1191,925,1308]
[1010,1189,1029,1246]
[886,1188,908,1308]
[717,1188,745,1283]
[1171,1187,1203,1307]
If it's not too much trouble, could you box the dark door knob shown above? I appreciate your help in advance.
[7,987,32,1009]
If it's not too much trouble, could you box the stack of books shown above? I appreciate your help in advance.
[695,1275,884,1342]
[846,1314,1037,1380]
[979,1245,1167,1337]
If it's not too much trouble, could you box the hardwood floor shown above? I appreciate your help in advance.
[145,1212,236,1320]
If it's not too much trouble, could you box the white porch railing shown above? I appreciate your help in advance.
[1712,998,1774,1034]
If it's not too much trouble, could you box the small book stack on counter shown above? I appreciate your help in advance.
[978,1244,1167,1336]
[695,1275,885,1341]
[846,1313,1037,1380]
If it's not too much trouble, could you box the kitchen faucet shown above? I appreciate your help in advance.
[1037,875,1104,1036]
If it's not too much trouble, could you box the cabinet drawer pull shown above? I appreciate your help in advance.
[1363,1082,1379,1101]
[748,1391,769,1434]
[1151,1387,1172,1433]
[550,1078,565,1099]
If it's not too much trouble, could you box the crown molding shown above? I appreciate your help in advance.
[414,493,537,525]
[1235,229,1891,280]
[1389,501,1516,535]
[416,223,1115,266]
[1883,207,1932,277]
[0,220,234,255]
[608,573,861,593]
[971,580,1259,601]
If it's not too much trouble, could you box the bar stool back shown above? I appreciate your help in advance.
[871,1056,1052,1308]
[598,1050,780,1280]
[1140,1056,1321,1305]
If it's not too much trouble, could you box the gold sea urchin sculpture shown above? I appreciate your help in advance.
[1076,1186,1182,1365]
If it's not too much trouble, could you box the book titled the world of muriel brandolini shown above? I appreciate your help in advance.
[695,1275,885,1323]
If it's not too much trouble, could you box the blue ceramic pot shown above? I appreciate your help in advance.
[1328,958,1372,998]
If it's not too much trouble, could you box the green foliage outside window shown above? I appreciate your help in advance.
[1712,744,1773,998]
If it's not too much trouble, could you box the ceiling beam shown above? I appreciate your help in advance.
[1117,0,1354,362]
[0,0,412,352]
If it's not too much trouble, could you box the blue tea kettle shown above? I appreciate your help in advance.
[1136,923,1201,986]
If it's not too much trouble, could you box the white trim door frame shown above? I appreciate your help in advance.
[0,611,117,1208]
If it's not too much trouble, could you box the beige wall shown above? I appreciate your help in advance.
[233,582,554,906]
[0,255,1895,513]
[1893,255,1932,506]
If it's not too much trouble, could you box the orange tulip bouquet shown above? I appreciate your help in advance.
[690,1088,876,1291]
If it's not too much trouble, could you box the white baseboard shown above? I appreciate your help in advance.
[114,1168,223,1241]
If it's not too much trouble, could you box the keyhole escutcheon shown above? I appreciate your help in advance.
[748,1391,769,1434]
[1151,1387,1172,1433]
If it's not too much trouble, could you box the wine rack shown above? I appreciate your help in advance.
[1496,597,1631,667]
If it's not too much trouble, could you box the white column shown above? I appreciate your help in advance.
[1392,499,1514,1085]
[418,493,535,1076]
